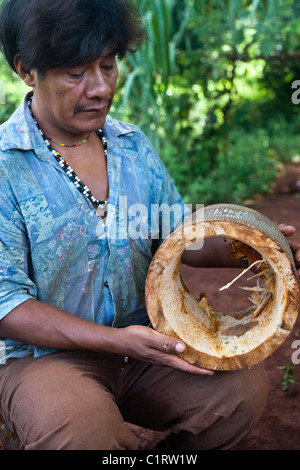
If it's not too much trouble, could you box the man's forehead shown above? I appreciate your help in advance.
[101,45,117,58]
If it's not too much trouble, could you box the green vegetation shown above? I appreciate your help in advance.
[277,363,298,392]
[1,0,300,205]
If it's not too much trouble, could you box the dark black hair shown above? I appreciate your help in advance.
[0,0,147,75]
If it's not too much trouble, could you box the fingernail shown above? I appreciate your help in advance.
[175,343,185,353]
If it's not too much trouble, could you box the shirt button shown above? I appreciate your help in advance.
[104,281,109,287]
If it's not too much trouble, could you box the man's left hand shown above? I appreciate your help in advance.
[278,224,300,276]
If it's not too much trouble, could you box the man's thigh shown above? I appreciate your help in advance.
[118,357,268,448]
[0,351,139,450]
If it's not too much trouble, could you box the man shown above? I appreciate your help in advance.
[0,0,298,450]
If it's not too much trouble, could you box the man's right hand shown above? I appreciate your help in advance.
[119,325,214,376]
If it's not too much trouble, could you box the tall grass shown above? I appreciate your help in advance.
[115,0,194,152]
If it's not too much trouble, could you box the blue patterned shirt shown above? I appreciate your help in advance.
[0,93,188,363]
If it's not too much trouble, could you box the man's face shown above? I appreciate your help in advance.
[29,52,118,138]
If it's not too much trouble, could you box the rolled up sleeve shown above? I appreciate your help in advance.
[0,169,37,320]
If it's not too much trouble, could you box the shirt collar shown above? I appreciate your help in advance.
[0,91,136,158]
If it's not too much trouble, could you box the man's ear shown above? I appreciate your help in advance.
[13,55,36,87]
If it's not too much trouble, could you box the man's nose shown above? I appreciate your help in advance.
[85,71,112,99]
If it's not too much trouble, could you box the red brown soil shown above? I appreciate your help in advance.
[129,163,300,450]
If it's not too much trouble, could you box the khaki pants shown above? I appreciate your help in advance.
[0,350,268,450]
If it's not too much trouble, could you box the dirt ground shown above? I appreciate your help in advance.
[129,162,300,451]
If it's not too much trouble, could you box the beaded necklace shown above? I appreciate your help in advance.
[28,97,109,212]
[44,132,92,148]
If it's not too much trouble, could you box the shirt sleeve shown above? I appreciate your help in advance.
[138,132,191,250]
[0,157,37,320]
[157,160,191,235]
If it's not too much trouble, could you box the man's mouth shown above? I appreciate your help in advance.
[81,107,106,112]
[75,100,112,115]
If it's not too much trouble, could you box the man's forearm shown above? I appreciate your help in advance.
[0,299,214,375]
[0,299,122,355]
[181,236,243,268]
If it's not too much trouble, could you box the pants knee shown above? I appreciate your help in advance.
[234,363,269,422]
[166,363,269,450]
[24,395,139,450]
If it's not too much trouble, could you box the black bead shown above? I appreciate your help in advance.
[27,95,108,207]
